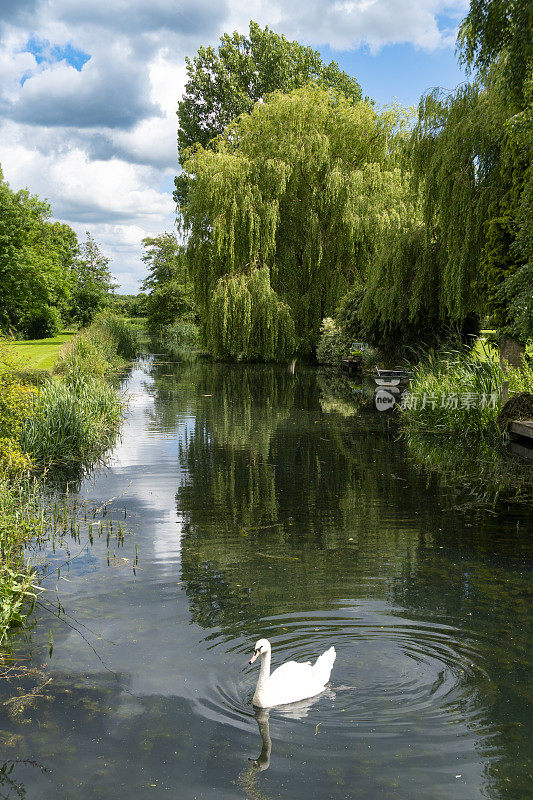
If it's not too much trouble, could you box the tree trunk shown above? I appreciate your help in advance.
[499,336,525,370]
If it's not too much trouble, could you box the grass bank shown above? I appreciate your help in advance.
[8,330,75,371]
[0,314,139,643]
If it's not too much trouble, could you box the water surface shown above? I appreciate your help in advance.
[2,357,532,800]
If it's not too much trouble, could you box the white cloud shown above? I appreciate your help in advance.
[0,0,467,290]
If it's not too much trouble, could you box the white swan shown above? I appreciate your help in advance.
[249,638,336,708]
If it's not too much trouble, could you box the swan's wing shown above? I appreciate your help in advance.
[312,646,336,685]
[269,659,313,683]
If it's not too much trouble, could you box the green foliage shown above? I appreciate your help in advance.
[207,264,295,361]
[160,320,200,349]
[316,318,347,365]
[23,305,63,340]
[400,346,533,438]
[458,0,533,108]
[96,313,139,359]
[55,314,138,379]
[0,165,77,336]
[0,342,34,477]
[182,84,411,357]
[70,233,116,327]
[175,20,362,203]
[0,476,40,643]
[141,233,196,335]
[112,293,148,317]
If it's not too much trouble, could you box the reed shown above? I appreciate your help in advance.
[55,313,139,380]
[19,375,124,468]
[0,477,42,643]
[400,346,533,438]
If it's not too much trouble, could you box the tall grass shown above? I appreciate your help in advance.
[19,375,124,467]
[55,313,139,380]
[1,315,137,642]
[400,346,533,438]
[0,477,42,643]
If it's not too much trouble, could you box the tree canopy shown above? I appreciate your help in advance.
[70,233,116,327]
[351,0,533,350]
[0,165,78,337]
[180,84,412,358]
[140,232,196,334]
[175,21,362,207]
[458,0,533,107]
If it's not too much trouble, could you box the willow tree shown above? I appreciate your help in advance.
[180,84,411,358]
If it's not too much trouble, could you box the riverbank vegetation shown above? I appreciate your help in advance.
[0,314,138,643]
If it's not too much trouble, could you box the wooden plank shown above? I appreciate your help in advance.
[510,420,533,440]
[509,441,533,461]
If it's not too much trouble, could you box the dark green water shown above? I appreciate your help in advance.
[2,357,532,800]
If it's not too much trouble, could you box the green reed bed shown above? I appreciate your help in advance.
[55,312,139,380]
[19,375,124,468]
[0,315,138,643]
[399,347,533,438]
[0,477,45,643]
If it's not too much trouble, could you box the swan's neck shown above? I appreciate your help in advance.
[256,650,271,693]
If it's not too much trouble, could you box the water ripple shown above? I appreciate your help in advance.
[193,602,489,738]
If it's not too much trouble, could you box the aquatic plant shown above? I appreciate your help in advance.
[55,314,139,380]
[400,346,533,438]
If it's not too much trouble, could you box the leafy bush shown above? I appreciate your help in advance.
[316,318,346,365]
[22,306,62,339]
[160,320,200,348]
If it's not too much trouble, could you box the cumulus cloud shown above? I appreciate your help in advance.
[10,50,159,129]
[0,0,467,290]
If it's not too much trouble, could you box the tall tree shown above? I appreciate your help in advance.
[70,233,116,327]
[0,165,77,337]
[140,232,195,333]
[175,21,362,207]
[458,0,533,108]
[181,84,411,358]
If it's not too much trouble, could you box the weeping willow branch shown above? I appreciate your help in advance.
[207,264,296,361]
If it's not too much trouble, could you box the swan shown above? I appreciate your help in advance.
[249,638,336,708]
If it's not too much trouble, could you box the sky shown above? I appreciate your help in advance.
[0,0,469,293]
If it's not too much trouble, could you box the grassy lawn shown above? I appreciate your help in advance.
[8,330,75,371]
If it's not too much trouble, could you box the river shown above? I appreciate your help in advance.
[2,356,531,800]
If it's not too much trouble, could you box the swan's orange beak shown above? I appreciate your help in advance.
[249,649,260,665]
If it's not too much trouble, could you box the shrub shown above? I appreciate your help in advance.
[316,318,346,365]
[22,306,62,339]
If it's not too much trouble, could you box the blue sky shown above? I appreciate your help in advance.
[322,42,466,108]
[0,0,469,292]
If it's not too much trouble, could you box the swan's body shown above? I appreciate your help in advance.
[249,638,336,708]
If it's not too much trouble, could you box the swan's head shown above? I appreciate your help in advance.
[249,638,270,664]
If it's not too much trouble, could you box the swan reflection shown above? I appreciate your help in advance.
[249,688,335,772]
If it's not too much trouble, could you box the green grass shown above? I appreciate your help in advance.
[9,330,75,371]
